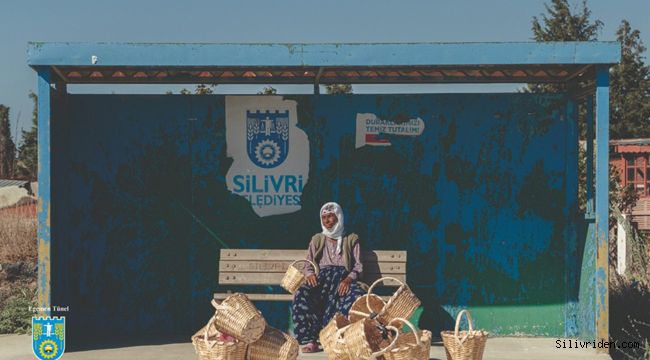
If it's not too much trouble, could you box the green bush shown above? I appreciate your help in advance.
[0,287,36,334]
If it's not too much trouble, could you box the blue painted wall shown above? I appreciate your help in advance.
[50,94,579,344]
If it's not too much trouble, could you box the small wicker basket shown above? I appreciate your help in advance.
[336,318,400,360]
[331,324,353,360]
[280,259,319,294]
[440,310,488,360]
[247,326,299,360]
[211,294,266,344]
[382,317,432,360]
[368,277,421,325]
[191,316,248,360]
[320,313,351,360]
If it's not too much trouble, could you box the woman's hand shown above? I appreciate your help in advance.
[337,277,352,296]
[306,274,318,287]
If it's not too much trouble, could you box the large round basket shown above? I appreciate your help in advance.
[382,317,431,360]
[280,259,319,294]
[368,277,421,325]
[247,326,299,360]
[319,313,351,360]
[211,294,266,344]
[191,316,248,360]
[348,294,386,323]
[440,310,488,360]
[336,318,400,360]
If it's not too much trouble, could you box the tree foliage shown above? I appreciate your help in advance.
[194,84,214,95]
[529,0,603,94]
[325,84,352,94]
[610,20,650,139]
[178,84,215,95]
[16,92,38,180]
[257,86,277,95]
[0,104,16,178]
[531,0,602,42]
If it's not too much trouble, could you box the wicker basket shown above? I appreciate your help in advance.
[336,318,400,360]
[330,324,353,360]
[320,313,351,360]
[382,318,431,360]
[247,326,299,360]
[368,277,421,325]
[191,316,248,360]
[440,310,488,360]
[348,294,386,323]
[192,324,215,360]
[211,294,266,343]
[280,259,319,294]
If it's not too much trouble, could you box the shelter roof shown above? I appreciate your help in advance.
[27,42,620,85]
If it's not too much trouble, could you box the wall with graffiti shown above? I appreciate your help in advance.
[50,93,579,344]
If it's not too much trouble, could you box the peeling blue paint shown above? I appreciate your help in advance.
[49,93,584,343]
[37,68,51,315]
[594,67,610,342]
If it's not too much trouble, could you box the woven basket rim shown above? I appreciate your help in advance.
[440,330,489,337]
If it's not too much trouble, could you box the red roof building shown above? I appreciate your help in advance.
[610,139,650,230]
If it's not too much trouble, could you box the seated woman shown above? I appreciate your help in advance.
[291,202,366,353]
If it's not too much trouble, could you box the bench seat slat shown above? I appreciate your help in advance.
[219,260,406,274]
[219,272,405,286]
[220,249,407,262]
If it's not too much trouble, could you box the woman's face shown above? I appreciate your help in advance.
[321,213,338,230]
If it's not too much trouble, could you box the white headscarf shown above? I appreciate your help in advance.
[320,202,345,254]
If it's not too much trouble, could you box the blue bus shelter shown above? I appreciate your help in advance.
[28,41,619,345]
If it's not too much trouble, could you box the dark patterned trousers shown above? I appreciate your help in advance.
[291,266,365,344]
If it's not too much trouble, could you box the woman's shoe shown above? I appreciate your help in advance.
[301,341,322,353]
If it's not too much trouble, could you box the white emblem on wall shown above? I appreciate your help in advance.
[226,96,310,217]
[355,113,425,148]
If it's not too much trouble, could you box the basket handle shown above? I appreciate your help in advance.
[454,309,474,345]
[332,324,352,354]
[348,309,371,318]
[367,325,400,359]
[211,299,238,312]
[203,315,218,349]
[334,323,352,340]
[366,277,405,312]
[290,259,320,276]
[388,317,421,347]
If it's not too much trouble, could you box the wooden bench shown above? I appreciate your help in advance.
[214,249,407,301]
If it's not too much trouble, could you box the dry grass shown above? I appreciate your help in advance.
[0,211,37,334]
[610,272,650,360]
[610,223,650,360]
[0,212,37,263]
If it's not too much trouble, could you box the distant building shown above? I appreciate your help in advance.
[610,139,650,231]
[0,179,37,218]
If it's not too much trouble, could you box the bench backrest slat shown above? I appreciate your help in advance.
[218,249,407,287]
[220,249,406,262]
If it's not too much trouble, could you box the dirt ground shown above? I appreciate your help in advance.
[0,334,613,360]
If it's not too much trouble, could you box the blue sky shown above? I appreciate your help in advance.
[1,0,648,141]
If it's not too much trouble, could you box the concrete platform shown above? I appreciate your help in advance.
[0,334,612,360]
